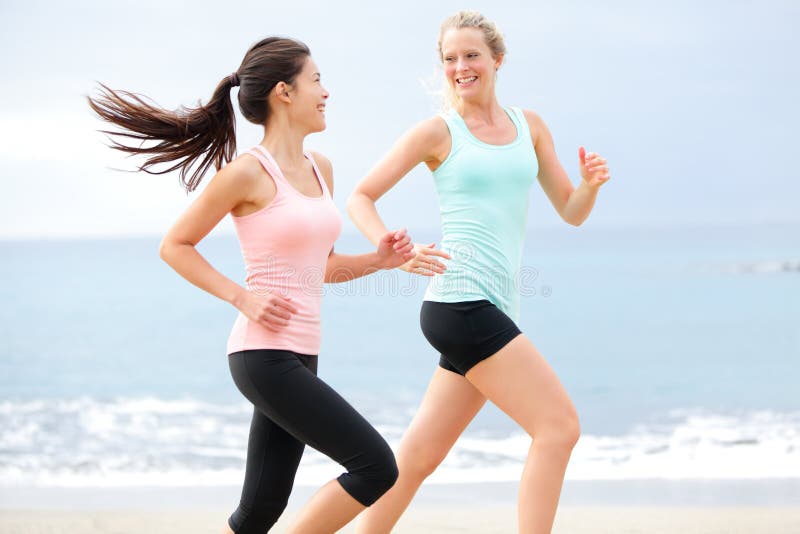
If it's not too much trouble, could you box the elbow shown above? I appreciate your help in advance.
[346,190,372,220]
[158,237,172,263]
[345,192,360,219]
[158,236,183,265]
[563,214,586,227]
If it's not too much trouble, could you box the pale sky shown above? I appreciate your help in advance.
[1,0,798,239]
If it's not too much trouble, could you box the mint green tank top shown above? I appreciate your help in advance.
[423,106,538,323]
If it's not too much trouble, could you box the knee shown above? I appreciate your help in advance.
[344,440,398,505]
[562,411,581,449]
[229,499,287,533]
[399,442,448,481]
[372,450,399,495]
[369,440,399,487]
[537,409,581,451]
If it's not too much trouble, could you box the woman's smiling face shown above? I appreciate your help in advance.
[440,27,503,103]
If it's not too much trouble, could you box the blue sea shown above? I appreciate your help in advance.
[1,224,798,488]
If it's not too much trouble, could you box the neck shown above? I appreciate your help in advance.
[260,114,308,170]
[456,94,504,123]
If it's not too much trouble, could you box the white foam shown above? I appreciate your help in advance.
[2,399,798,487]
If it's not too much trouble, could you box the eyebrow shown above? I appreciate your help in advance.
[443,48,481,55]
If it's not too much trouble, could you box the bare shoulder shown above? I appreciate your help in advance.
[308,150,334,193]
[404,115,451,166]
[203,152,274,213]
[412,115,450,144]
[214,152,265,188]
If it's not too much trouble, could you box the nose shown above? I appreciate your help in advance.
[322,85,330,99]
[456,58,469,72]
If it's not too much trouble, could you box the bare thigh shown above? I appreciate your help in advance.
[465,335,579,438]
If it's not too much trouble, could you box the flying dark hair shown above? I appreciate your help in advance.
[88,37,311,192]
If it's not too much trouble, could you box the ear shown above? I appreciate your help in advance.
[494,53,505,71]
[274,81,292,103]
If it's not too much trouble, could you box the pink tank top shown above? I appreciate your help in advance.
[226,145,342,356]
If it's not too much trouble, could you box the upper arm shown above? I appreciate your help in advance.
[162,156,262,247]
[523,109,574,215]
[353,116,450,202]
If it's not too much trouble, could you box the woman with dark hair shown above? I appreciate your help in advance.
[348,11,611,534]
[89,37,409,533]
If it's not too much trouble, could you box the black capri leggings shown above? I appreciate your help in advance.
[227,349,398,533]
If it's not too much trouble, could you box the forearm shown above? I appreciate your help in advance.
[159,241,245,307]
[346,193,390,246]
[325,251,386,283]
[562,180,600,226]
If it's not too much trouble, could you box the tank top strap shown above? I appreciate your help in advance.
[246,146,289,193]
[506,106,531,140]
[249,145,286,180]
[303,151,332,198]
[439,108,469,142]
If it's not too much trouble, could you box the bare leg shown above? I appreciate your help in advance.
[286,480,365,534]
[465,335,580,534]
[355,367,486,534]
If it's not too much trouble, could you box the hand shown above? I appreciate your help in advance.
[400,242,451,276]
[579,146,611,188]
[376,228,416,269]
[235,290,298,332]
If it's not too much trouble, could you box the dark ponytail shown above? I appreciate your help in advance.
[88,37,311,192]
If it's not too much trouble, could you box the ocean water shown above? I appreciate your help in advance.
[1,224,798,488]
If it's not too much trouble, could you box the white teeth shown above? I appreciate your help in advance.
[457,76,477,85]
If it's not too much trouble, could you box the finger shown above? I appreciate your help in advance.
[578,146,586,166]
[393,228,407,240]
[416,259,446,274]
[273,298,298,314]
[586,157,605,167]
[268,308,291,320]
[411,267,436,277]
[423,248,452,260]
[423,258,447,271]
[265,315,290,327]
[261,320,284,332]
[394,236,412,249]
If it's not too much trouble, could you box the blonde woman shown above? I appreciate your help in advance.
[348,11,611,533]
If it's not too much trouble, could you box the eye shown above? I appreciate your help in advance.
[467,53,479,58]
[444,56,456,62]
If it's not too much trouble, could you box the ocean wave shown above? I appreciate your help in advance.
[1,398,798,487]
[717,259,800,274]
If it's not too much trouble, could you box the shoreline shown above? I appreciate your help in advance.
[1,506,799,534]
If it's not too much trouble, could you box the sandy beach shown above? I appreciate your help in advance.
[3,506,800,533]
[3,481,799,533]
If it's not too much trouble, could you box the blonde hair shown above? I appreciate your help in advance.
[437,11,507,109]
